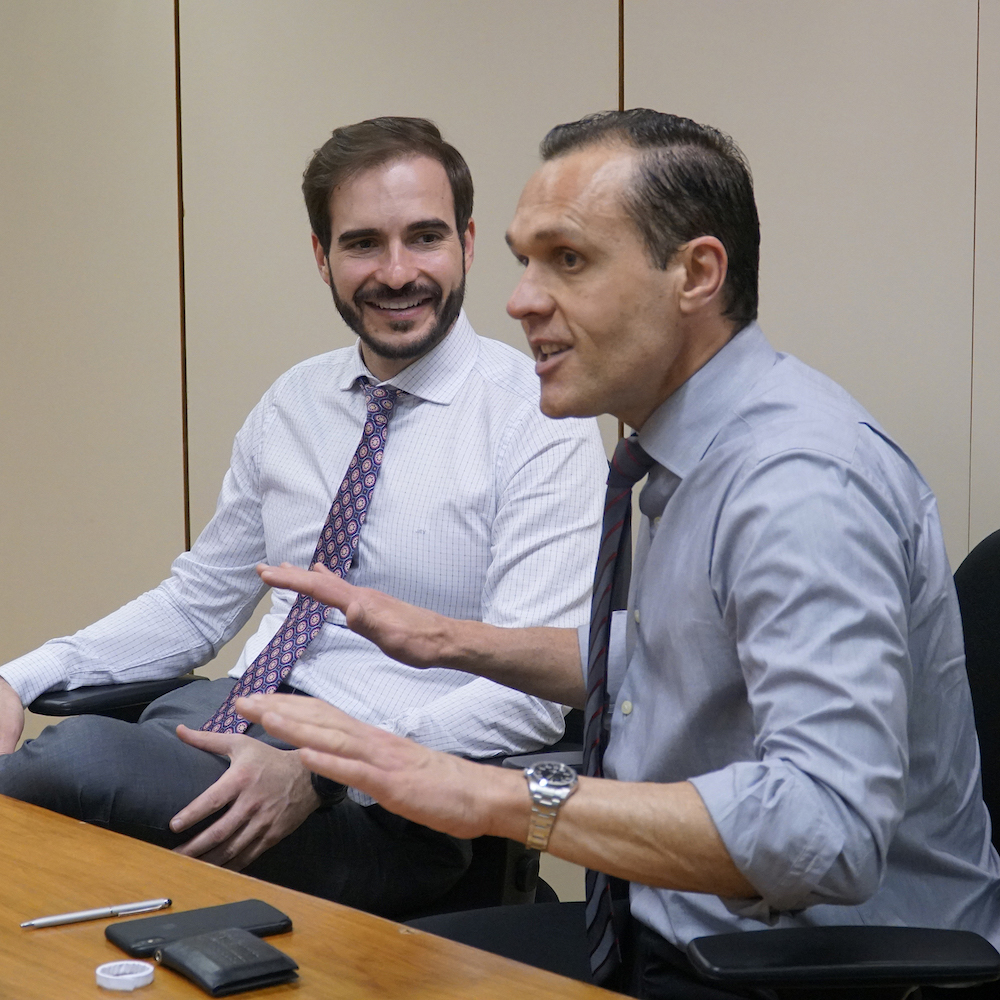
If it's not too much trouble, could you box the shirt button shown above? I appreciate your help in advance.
[633,609,641,624]
[653,516,661,527]
[621,700,633,715]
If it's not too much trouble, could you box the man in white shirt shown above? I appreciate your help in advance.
[0,117,606,917]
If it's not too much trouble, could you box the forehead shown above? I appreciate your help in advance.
[329,155,455,232]
[507,145,638,248]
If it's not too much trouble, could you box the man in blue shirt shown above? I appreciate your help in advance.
[236,110,1000,998]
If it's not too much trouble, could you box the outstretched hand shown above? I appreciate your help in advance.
[257,562,456,670]
[169,725,320,870]
[236,692,527,843]
[256,562,586,707]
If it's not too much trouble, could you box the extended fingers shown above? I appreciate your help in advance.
[257,562,354,610]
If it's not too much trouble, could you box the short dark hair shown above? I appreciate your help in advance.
[303,116,474,256]
[540,109,759,327]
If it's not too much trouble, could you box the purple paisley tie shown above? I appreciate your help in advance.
[202,380,401,735]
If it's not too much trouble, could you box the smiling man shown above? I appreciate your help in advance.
[238,110,1000,998]
[0,117,606,918]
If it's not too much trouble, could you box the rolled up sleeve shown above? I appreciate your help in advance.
[692,447,914,915]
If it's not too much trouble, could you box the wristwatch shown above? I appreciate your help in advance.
[524,761,578,851]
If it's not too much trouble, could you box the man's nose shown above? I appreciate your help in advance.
[507,268,552,320]
[376,242,421,289]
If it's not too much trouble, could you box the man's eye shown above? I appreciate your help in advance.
[561,250,581,268]
[415,232,442,245]
[351,239,377,251]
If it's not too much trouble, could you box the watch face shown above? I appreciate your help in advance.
[530,761,577,788]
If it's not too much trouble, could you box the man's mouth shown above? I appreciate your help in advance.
[365,295,435,314]
[536,343,570,360]
[356,283,440,319]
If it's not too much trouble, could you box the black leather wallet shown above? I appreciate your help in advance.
[154,927,299,996]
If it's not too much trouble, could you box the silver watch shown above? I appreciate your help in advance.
[524,760,578,851]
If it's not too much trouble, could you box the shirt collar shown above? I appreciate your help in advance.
[335,310,479,404]
[637,322,778,479]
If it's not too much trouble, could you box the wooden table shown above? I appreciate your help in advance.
[0,795,610,998]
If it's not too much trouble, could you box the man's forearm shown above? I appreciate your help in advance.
[239,692,755,899]
[441,619,585,708]
[257,562,587,707]
[484,766,755,897]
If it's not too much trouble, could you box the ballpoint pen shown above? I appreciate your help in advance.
[20,897,172,929]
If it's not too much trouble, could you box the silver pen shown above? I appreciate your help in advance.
[21,897,171,929]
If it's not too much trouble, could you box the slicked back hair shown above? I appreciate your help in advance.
[303,117,473,256]
[540,109,759,327]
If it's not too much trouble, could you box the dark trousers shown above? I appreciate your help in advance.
[0,678,470,919]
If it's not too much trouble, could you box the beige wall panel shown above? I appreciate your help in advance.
[627,0,978,564]
[180,0,617,674]
[0,0,184,735]
[971,1,1000,548]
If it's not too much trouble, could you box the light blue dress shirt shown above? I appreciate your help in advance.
[599,323,1000,948]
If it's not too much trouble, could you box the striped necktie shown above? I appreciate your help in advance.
[202,380,401,735]
[583,433,656,983]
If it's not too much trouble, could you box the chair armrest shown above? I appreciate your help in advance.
[29,675,208,722]
[686,926,1000,989]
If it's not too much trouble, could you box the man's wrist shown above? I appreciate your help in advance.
[308,770,347,810]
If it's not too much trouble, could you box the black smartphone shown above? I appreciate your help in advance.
[105,898,292,958]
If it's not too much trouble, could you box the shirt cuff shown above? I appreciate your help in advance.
[0,645,70,706]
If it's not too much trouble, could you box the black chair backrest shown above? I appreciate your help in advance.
[954,528,1000,849]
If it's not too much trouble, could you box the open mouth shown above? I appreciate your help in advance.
[366,295,435,314]
[537,344,570,360]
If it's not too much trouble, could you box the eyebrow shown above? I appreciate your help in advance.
[505,226,579,250]
[337,218,453,248]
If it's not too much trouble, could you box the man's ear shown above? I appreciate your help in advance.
[462,218,476,273]
[678,236,727,316]
[312,233,332,287]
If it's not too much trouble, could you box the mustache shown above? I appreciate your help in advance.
[354,281,441,307]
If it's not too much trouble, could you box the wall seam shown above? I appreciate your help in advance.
[968,0,981,554]
[174,0,191,551]
[618,0,625,441]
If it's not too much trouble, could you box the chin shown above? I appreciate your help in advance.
[539,393,589,420]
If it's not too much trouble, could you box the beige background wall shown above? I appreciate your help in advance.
[2,0,998,901]
[628,0,980,564]
[0,4,184,681]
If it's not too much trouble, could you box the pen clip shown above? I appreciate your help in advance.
[112,902,169,917]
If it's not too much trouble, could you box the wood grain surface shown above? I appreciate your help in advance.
[0,795,610,998]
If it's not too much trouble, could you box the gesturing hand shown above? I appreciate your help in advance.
[257,562,455,670]
[169,725,321,870]
[237,693,527,843]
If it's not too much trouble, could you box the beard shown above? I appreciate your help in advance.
[330,271,466,363]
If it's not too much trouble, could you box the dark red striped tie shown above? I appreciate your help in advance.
[583,433,655,983]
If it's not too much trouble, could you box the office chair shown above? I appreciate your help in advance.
[408,535,1000,997]
[954,527,1000,847]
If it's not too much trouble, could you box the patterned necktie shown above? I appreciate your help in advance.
[583,433,656,983]
[203,381,402,735]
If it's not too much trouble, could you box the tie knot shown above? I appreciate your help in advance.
[608,433,655,489]
[362,380,401,414]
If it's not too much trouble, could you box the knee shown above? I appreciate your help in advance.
[0,715,133,820]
